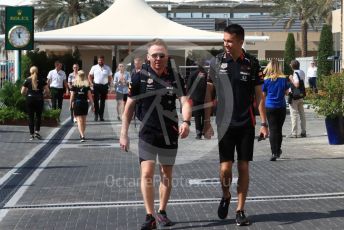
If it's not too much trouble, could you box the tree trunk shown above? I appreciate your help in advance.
[301,20,308,57]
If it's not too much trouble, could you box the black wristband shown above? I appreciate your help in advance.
[183,120,191,126]
[261,122,268,128]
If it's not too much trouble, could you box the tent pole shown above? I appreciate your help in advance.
[128,42,132,55]
[112,45,117,72]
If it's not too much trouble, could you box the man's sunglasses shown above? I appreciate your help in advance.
[150,53,166,59]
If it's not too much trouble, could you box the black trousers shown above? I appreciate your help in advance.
[26,97,44,135]
[193,100,205,136]
[266,107,286,155]
[93,83,108,118]
[308,77,318,93]
[50,87,64,110]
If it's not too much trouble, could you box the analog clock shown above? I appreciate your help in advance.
[8,25,31,48]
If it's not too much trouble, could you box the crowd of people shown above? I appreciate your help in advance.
[19,23,315,229]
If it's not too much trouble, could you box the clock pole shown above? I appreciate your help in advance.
[5,6,34,82]
[14,50,21,81]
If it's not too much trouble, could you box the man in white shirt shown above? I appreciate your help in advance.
[88,56,113,121]
[47,60,68,110]
[307,61,318,93]
[289,60,306,138]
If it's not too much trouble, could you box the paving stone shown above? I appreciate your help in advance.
[0,102,343,229]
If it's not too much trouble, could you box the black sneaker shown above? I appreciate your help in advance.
[270,155,277,161]
[100,117,105,121]
[80,137,86,142]
[277,149,282,158]
[29,135,35,140]
[300,132,307,138]
[34,132,42,140]
[236,210,250,226]
[218,196,231,219]
[156,210,174,227]
[141,214,156,230]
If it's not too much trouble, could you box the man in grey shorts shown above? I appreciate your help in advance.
[119,39,192,230]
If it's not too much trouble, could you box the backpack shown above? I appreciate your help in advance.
[291,71,306,100]
[134,59,181,122]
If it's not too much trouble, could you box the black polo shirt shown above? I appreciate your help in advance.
[129,66,186,130]
[208,51,263,128]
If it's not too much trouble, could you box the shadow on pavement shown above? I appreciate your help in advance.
[250,209,344,225]
[171,219,236,229]
[0,129,27,133]
[0,165,86,170]
[278,157,344,161]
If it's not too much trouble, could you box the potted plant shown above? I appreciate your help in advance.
[0,81,60,126]
[310,72,344,144]
[42,109,61,126]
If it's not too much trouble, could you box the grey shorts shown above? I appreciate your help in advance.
[138,125,178,165]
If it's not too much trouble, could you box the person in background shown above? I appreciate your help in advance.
[21,66,50,140]
[47,60,68,110]
[113,63,130,120]
[262,59,290,161]
[70,70,94,142]
[68,63,79,123]
[289,60,307,138]
[186,59,207,139]
[132,56,144,74]
[88,55,113,121]
[307,61,318,93]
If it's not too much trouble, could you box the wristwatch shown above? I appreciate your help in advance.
[183,120,191,126]
[261,122,268,128]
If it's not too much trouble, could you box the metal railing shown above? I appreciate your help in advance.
[0,60,15,88]
[333,59,342,73]
[178,59,343,80]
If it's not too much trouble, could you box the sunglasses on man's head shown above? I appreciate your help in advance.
[150,53,166,59]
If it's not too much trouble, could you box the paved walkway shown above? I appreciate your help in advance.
[0,100,343,229]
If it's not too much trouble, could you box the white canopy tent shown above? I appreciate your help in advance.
[0,0,268,45]
[0,0,269,79]
[0,0,36,6]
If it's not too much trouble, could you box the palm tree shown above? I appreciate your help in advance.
[0,9,8,60]
[36,0,96,30]
[88,0,112,16]
[272,0,333,57]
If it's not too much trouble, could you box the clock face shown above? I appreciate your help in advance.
[8,25,31,48]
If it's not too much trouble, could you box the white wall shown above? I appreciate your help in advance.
[296,57,315,88]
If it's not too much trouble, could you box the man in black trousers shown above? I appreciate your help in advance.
[88,56,113,121]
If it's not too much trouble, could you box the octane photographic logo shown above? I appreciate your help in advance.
[119,41,233,165]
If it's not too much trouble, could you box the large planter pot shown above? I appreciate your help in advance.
[325,116,344,145]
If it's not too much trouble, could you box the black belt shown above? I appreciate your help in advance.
[94,83,108,86]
